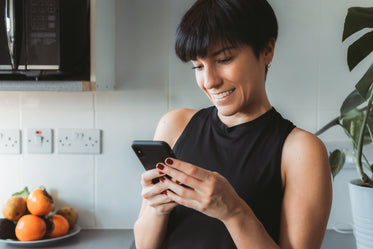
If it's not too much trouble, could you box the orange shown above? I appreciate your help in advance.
[46,214,69,239]
[27,189,54,216]
[15,214,46,241]
[2,196,27,221]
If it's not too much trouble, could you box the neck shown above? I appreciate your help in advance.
[218,101,272,128]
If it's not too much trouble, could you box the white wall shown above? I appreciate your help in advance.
[0,0,372,230]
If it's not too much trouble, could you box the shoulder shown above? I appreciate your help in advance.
[281,127,330,185]
[283,128,327,160]
[154,108,198,148]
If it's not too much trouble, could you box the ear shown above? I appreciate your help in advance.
[263,38,276,65]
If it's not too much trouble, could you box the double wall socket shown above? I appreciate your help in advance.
[0,129,21,154]
[57,129,101,154]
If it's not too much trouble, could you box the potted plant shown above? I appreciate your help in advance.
[315,6,373,249]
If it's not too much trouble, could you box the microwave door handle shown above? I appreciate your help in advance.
[5,0,17,70]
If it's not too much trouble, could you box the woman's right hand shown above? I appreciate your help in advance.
[141,168,178,215]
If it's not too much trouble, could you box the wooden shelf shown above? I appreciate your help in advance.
[0,81,96,92]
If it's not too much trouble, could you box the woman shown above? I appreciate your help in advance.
[134,0,332,248]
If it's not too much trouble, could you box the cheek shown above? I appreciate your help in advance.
[195,72,205,90]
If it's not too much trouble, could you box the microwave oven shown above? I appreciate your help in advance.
[0,0,90,81]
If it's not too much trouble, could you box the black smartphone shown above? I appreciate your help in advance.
[131,140,175,179]
[132,140,191,188]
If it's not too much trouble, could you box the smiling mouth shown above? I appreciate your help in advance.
[213,89,235,100]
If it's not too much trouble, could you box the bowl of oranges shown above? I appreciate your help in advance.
[0,187,80,246]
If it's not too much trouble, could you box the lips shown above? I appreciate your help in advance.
[212,89,234,100]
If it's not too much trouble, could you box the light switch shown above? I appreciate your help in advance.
[27,129,53,154]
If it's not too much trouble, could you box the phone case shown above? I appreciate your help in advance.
[131,140,175,171]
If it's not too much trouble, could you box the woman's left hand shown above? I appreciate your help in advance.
[156,158,245,222]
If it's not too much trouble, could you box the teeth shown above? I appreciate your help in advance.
[214,90,233,99]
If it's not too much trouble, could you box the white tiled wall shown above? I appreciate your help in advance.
[0,0,372,229]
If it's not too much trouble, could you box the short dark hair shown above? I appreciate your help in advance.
[175,0,278,62]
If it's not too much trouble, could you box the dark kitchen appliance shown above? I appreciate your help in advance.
[0,0,90,81]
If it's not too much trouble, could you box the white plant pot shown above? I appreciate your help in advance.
[349,179,373,249]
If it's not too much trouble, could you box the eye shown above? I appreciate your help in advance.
[217,57,232,64]
[192,65,203,71]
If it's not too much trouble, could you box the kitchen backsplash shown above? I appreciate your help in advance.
[0,0,372,230]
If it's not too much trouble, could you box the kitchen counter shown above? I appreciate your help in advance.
[0,229,355,249]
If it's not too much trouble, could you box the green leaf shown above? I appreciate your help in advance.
[343,7,373,41]
[12,186,30,200]
[340,89,365,115]
[355,63,373,99]
[347,31,373,71]
[329,149,346,179]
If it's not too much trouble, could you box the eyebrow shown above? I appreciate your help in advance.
[211,46,236,57]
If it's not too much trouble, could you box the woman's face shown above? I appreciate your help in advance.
[191,41,274,121]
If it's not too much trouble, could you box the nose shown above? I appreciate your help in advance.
[203,66,222,89]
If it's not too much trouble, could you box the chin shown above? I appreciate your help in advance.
[215,105,237,117]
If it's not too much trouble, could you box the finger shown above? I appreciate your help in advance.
[165,189,200,211]
[159,177,201,203]
[157,163,200,189]
[164,158,210,180]
[147,192,175,207]
[141,182,169,200]
[141,168,166,186]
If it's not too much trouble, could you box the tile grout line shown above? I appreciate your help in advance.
[93,91,98,228]
[18,93,25,188]
[167,0,171,111]
[316,0,322,134]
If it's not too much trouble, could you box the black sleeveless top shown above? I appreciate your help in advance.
[161,106,295,249]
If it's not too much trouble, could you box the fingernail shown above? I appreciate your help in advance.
[166,158,173,165]
[159,177,165,183]
[163,191,168,196]
[176,180,180,184]
[156,163,164,170]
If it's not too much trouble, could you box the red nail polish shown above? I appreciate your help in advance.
[164,191,168,196]
[157,163,164,170]
[159,177,165,183]
[166,158,173,165]
[176,180,180,184]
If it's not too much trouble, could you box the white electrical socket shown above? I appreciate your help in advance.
[57,129,101,154]
[0,129,21,154]
[27,129,53,154]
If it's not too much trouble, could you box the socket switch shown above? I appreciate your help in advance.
[0,129,21,154]
[57,129,101,154]
[27,129,53,154]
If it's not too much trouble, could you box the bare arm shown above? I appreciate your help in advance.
[279,128,332,248]
[133,109,197,249]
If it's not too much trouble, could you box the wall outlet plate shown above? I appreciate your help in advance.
[0,129,21,154]
[27,129,53,154]
[57,129,101,154]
